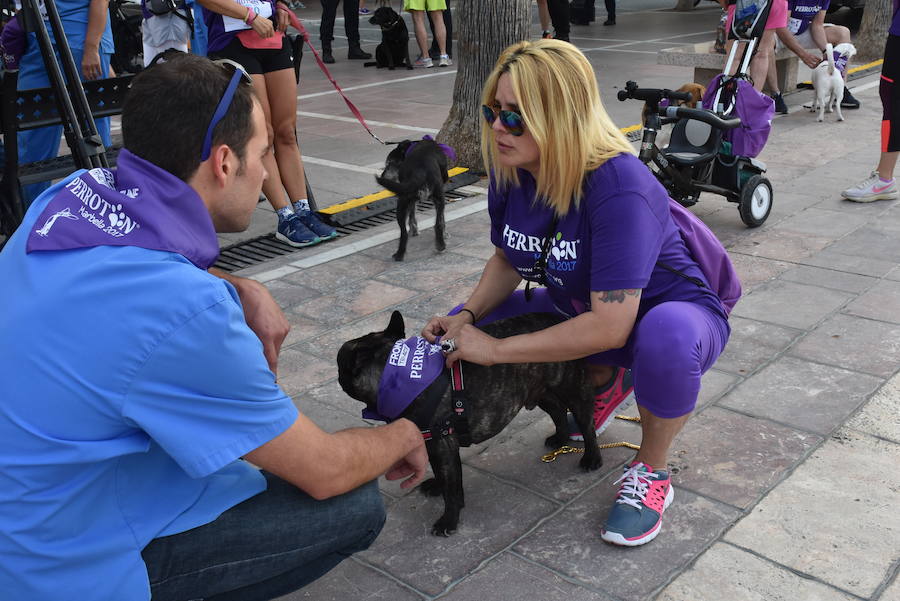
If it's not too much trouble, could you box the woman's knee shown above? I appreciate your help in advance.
[271,121,298,148]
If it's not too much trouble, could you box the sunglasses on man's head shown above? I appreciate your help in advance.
[200,59,254,161]
[481,104,525,137]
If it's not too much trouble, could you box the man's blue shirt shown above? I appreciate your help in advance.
[0,176,298,600]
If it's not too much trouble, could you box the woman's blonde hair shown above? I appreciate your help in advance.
[480,39,634,216]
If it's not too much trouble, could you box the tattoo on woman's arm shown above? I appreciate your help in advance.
[597,289,641,304]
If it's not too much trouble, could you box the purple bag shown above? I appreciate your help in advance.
[702,74,774,158]
[667,198,741,316]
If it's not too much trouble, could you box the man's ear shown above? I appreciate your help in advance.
[209,144,236,187]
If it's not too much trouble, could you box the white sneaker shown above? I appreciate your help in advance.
[841,171,899,203]
[439,54,452,67]
[414,56,433,68]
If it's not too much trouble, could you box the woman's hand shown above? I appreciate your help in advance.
[440,324,500,367]
[276,5,290,32]
[421,312,473,345]
[252,14,275,38]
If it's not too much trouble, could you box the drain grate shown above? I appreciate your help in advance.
[213,190,474,272]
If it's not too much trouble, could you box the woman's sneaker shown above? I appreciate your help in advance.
[601,462,673,546]
[568,366,635,441]
[276,212,320,248]
[841,171,898,203]
[296,209,338,241]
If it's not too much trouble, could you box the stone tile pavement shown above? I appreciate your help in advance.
[226,72,900,600]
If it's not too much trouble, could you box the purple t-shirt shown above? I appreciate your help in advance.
[892,0,900,37]
[787,0,829,36]
[488,154,725,322]
[203,0,277,53]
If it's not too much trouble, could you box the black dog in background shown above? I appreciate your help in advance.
[337,311,603,536]
[364,6,413,70]
[376,139,448,261]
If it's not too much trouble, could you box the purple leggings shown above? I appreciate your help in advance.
[451,288,730,418]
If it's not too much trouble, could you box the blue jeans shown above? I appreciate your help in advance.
[141,472,385,601]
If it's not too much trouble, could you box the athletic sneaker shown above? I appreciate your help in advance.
[296,209,338,241]
[772,92,788,115]
[841,171,899,203]
[414,56,433,68]
[600,462,674,546]
[541,30,553,39]
[568,366,635,442]
[358,7,370,14]
[438,54,452,67]
[840,88,861,109]
[276,212,320,247]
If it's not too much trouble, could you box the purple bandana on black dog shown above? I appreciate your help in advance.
[405,135,457,164]
[364,336,445,422]
[26,149,219,269]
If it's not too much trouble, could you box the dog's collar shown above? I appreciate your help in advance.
[406,135,457,164]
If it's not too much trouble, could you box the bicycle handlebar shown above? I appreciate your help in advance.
[616,81,692,104]
[659,105,742,130]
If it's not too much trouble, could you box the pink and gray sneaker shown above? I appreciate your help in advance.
[568,366,634,442]
[601,461,673,546]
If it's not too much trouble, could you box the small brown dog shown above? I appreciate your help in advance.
[642,82,707,148]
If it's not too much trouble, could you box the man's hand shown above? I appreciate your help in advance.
[81,46,102,80]
[210,268,290,375]
[801,50,822,70]
[385,441,428,489]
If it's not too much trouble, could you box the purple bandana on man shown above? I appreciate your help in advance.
[366,336,445,422]
[26,149,220,269]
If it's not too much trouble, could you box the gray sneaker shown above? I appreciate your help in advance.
[841,171,899,203]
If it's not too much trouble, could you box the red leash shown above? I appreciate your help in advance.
[282,8,388,144]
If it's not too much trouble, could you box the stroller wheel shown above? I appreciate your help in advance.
[739,175,773,227]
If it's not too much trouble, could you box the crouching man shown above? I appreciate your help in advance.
[0,53,426,601]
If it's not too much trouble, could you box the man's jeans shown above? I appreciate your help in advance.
[141,472,385,601]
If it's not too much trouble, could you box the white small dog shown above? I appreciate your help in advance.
[811,42,856,123]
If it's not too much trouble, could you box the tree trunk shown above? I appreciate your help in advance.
[437,0,531,173]
[674,0,696,11]
[855,0,890,62]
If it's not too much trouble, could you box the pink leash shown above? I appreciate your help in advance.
[282,8,388,144]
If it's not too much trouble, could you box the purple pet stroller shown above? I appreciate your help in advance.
[617,0,775,227]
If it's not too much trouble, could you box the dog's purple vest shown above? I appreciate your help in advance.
[365,336,446,422]
[26,149,219,269]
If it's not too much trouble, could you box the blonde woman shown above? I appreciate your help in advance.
[421,40,731,546]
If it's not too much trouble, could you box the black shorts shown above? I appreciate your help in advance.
[881,34,900,152]
[209,35,294,75]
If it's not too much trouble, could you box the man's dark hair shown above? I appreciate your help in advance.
[122,53,255,182]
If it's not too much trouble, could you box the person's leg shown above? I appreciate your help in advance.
[766,41,788,113]
[142,473,385,601]
[428,10,447,59]
[319,0,338,62]
[824,24,861,107]
[749,29,775,91]
[600,301,729,546]
[843,35,900,201]
[603,0,615,25]
[547,0,570,42]
[427,0,452,58]
[343,0,371,58]
[410,9,431,66]
[265,65,336,239]
[537,0,551,36]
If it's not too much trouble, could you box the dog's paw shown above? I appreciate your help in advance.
[435,239,446,252]
[431,516,458,537]
[392,252,405,261]
[420,477,443,497]
[579,453,604,472]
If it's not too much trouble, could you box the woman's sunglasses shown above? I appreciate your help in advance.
[481,104,525,137]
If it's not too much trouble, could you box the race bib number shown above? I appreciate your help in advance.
[223,0,273,32]
[788,16,802,34]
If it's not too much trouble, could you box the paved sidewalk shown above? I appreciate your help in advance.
[217,5,898,601]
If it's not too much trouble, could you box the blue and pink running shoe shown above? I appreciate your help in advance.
[601,461,674,546]
[568,366,634,441]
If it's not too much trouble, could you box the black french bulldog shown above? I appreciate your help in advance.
[364,6,413,70]
[375,139,448,261]
[336,310,603,536]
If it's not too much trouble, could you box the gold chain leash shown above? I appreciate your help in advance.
[541,415,641,463]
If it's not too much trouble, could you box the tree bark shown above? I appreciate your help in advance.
[855,0,890,62]
[674,0,696,11]
[437,0,531,173]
